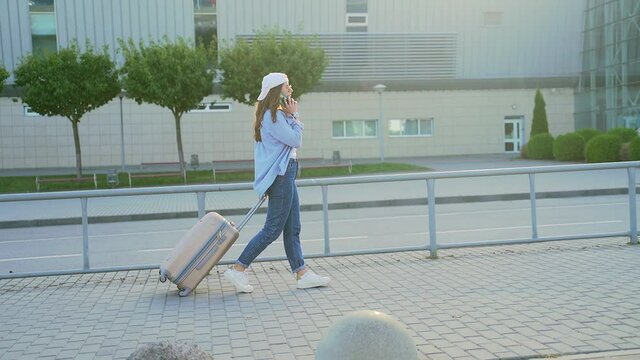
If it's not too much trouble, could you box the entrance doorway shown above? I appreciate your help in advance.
[504,116,524,153]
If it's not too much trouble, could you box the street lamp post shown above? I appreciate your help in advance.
[373,84,386,162]
[119,90,126,172]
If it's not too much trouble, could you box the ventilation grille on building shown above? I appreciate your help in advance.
[237,33,457,81]
[346,13,368,26]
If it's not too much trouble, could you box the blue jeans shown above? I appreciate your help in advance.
[237,159,305,273]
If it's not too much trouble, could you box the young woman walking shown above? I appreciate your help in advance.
[224,72,331,293]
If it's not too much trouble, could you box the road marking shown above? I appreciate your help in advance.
[440,202,627,217]
[292,202,628,224]
[0,236,82,244]
[437,220,622,234]
[138,248,173,253]
[0,253,80,263]
[136,236,369,253]
[0,229,190,244]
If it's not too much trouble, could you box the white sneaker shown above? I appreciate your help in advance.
[223,267,253,293]
[297,270,330,289]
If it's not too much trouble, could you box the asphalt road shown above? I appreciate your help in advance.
[0,194,634,275]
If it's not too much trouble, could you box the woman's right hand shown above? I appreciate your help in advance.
[284,97,298,116]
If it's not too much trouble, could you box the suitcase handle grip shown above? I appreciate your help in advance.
[236,195,267,231]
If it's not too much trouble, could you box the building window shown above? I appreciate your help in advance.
[389,118,434,137]
[483,12,503,26]
[189,102,231,113]
[193,0,217,50]
[30,0,57,54]
[346,0,367,32]
[332,120,377,138]
[24,106,44,117]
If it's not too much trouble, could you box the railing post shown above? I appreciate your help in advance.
[81,197,90,270]
[628,167,637,245]
[196,192,206,219]
[426,179,437,258]
[529,173,539,239]
[321,185,331,255]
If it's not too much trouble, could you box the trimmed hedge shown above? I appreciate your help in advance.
[584,134,622,163]
[552,133,585,161]
[527,133,555,160]
[576,128,602,144]
[630,137,640,161]
[607,127,638,143]
[619,142,632,161]
[520,143,528,159]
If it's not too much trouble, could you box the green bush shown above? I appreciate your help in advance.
[552,133,585,161]
[526,133,555,160]
[629,137,640,161]
[607,127,638,143]
[584,134,622,163]
[520,143,528,159]
[576,128,602,144]
[619,143,630,161]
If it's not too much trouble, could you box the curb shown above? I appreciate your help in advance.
[529,348,640,359]
[0,187,634,229]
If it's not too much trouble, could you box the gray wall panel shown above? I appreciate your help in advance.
[218,0,347,45]
[422,0,580,78]
[55,0,194,58]
[218,0,586,79]
[0,0,30,82]
[100,0,112,48]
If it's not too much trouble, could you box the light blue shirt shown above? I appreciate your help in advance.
[253,109,303,197]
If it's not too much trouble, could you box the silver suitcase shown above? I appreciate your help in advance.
[159,196,265,296]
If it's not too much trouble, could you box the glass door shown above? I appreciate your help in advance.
[504,116,524,153]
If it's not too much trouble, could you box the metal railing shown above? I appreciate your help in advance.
[0,161,639,279]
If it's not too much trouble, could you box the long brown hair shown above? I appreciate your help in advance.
[253,85,283,142]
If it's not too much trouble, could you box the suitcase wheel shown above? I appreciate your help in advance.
[158,269,167,283]
[178,289,191,297]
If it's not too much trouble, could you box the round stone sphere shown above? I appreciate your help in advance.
[127,341,213,360]
[316,310,417,360]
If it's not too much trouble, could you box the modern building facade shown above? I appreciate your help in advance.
[575,0,640,130]
[0,0,618,170]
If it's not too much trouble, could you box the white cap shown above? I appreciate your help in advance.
[257,72,288,101]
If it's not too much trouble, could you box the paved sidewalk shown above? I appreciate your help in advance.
[1,237,639,360]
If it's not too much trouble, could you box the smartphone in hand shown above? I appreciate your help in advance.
[278,94,289,109]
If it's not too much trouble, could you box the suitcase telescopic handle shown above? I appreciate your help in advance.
[235,195,267,231]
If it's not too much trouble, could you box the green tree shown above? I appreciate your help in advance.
[527,133,555,160]
[119,37,214,177]
[530,89,549,137]
[219,29,327,105]
[0,66,9,93]
[14,41,120,178]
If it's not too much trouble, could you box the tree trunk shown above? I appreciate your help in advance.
[71,118,83,178]
[173,111,186,183]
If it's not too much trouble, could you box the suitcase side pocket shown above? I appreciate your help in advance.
[174,221,228,285]
[194,224,233,271]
